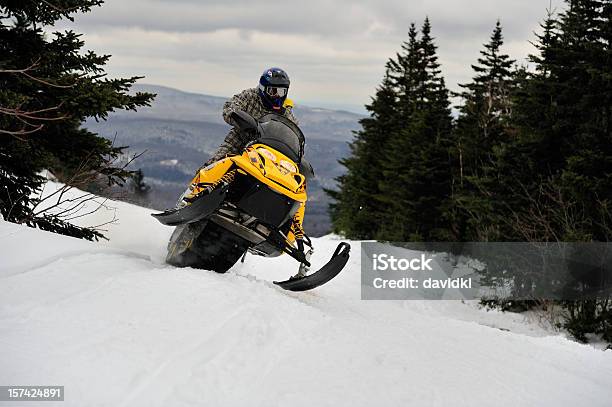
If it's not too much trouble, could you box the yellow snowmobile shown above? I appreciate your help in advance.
[152,111,350,291]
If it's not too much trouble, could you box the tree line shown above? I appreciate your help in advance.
[328,0,611,342]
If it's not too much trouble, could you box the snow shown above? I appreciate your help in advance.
[1,182,612,407]
[160,159,179,166]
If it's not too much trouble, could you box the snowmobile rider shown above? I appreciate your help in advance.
[203,67,309,260]
[177,67,298,205]
[204,67,298,166]
[176,67,311,265]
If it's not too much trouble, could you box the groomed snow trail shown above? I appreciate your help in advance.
[1,184,611,407]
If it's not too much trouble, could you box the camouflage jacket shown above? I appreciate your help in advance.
[205,87,298,165]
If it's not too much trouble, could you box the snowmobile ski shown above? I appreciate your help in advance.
[151,187,226,226]
[274,242,351,291]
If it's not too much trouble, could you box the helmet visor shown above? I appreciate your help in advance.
[264,86,288,98]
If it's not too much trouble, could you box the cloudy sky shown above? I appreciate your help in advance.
[59,0,559,113]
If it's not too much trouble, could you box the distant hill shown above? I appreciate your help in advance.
[84,84,364,236]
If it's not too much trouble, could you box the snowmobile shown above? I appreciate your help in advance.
[152,111,350,291]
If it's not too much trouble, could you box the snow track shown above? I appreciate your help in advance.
[1,184,611,406]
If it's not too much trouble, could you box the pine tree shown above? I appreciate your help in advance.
[498,0,611,242]
[331,18,455,241]
[456,20,515,174]
[377,18,455,241]
[0,0,154,240]
[373,25,422,241]
[549,0,612,341]
[452,20,516,240]
[555,0,611,242]
[328,65,398,239]
[477,1,612,341]
[131,169,151,196]
[388,23,420,122]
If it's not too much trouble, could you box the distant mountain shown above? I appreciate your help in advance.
[84,84,364,236]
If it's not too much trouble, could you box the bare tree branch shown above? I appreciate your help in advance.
[0,58,41,74]
[0,125,44,137]
[21,71,75,89]
[39,0,84,14]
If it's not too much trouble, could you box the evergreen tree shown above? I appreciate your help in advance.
[330,18,454,241]
[373,25,422,241]
[388,23,420,122]
[377,18,455,241]
[328,65,398,239]
[131,169,151,197]
[0,0,154,240]
[455,20,515,176]
[542,0,611,340]
[554,0,611,241]
[475,1,612,341]
[494,0,611,242]
[452,20,516,240]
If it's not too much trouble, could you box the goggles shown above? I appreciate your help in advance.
[260,84,288,98]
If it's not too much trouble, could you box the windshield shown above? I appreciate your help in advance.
[257,115,305,163]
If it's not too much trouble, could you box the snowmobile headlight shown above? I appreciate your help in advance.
[257,147,277,163]
[278,159,297,174]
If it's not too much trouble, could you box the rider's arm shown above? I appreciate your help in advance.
[206,90,258,167]
[203,128,244,167]
[222,89,252,126]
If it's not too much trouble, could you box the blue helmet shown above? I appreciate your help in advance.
[258,67,290,111]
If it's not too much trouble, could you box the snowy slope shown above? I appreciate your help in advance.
[1,183,612,407]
